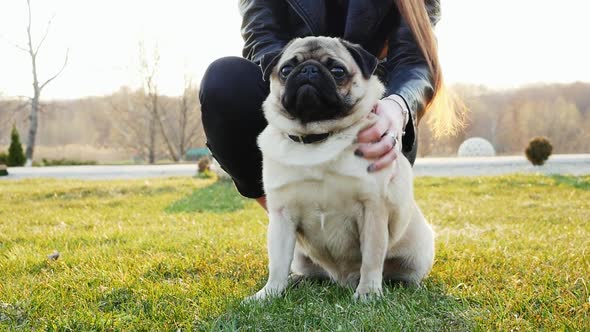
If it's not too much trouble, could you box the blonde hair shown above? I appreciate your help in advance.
[395,0,465,137]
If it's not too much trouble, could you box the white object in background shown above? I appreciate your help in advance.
[457,137,496,157]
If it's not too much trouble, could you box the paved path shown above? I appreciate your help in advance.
[1,154,589,181]
[0,164,198,180]
[413,154,590,177]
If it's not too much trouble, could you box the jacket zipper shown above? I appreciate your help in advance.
[286,0,316,35]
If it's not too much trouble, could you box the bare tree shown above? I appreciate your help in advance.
[138,43,182,163]
[140,46,161,164]
[152,76,204,162]
[154,96,180,162]
[108,88,151,159]
[108,44,205,164]
[14,0,69,166]
[176,75,203,161]
[138,45,205,163]
[108,85,202,163]
[107,43,173,165]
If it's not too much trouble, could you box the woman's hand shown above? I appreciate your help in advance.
[356,98,406,172]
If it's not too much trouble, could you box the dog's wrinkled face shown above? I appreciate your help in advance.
[263,37,384,133]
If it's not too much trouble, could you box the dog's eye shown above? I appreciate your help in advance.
[280,65,293,78]
[330,66,347,79]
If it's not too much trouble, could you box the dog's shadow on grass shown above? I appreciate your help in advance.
[207,279,474,331]
[165,180,248,214]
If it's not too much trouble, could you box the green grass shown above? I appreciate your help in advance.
[166,180,248,214]
[0,174,589,331]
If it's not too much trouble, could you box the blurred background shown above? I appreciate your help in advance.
[1,0,589,166]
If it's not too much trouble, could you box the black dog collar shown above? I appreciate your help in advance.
[288,132,331,144]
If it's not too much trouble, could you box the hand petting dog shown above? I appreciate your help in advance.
[357,99,406,172]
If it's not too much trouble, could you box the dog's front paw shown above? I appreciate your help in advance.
[353,284,383,301]
[244,286,282,302]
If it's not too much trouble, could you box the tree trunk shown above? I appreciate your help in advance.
[25,0,39,168]
[148,98,157,164]
[25,90,39,167]
[156,105,179,162]
[178,90,189,162]
[22,0,67,167]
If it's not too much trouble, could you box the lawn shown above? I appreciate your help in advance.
[0,174,589,331]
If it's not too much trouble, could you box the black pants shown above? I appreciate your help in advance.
[200,57,268,198]
[200,56,418,199]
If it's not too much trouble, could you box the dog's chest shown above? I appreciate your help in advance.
[282,172,371,263]
[261,133,390,267]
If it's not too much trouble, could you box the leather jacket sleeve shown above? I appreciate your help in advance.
[239,0,289,77]
[384,0,441,153]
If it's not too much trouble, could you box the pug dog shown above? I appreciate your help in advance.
[249,36,434,301]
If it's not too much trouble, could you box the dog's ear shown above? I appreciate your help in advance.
[340,40,378,79]
[261,49,284,81]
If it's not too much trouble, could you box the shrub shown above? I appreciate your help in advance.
[40,158,97,166]
[7,125,26,167]
[196,156,214,179]
[197,156,211,173]
[0,150,7,176]
[525,136,553,166]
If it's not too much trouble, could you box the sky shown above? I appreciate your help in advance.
[0,0,589,100]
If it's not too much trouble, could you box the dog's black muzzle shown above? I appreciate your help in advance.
[281,61,348,124]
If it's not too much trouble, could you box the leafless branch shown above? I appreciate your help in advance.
[16,95,33,101]
[34,15,55,56]
[15,99,30,111]
[155,104,179,161]
[26,0,33,54]
[39,48,69,91]
[0,34,29,52]
[108,94,152,156]
[38,101,54,113]
[0,99,29,132]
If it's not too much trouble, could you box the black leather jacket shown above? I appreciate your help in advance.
[239,0,441,161]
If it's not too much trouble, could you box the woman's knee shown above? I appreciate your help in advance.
[199,56,264,113]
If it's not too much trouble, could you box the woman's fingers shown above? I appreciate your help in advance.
[355,100,405,172]
[367,146,398,173]
[357,111,391,143]
[355,134,396,158]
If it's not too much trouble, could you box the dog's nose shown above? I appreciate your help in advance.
[299,64,319,79]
